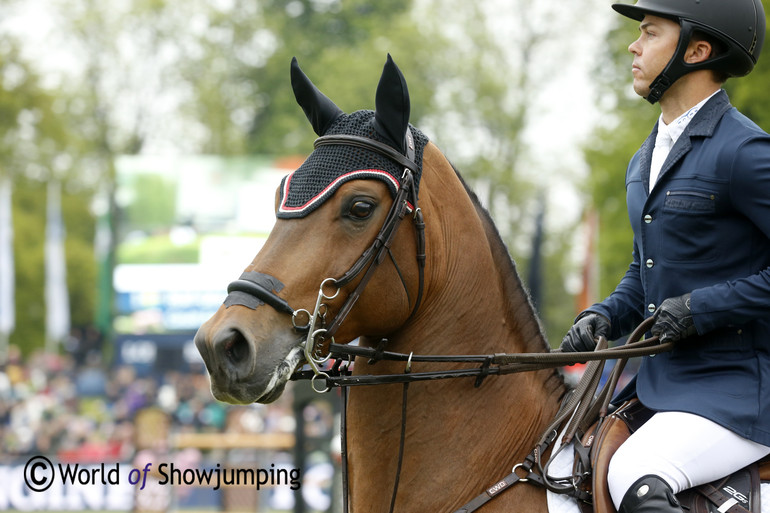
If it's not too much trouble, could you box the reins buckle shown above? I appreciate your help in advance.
[474,356,493,388]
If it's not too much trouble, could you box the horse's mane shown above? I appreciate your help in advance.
[449,163,552,354]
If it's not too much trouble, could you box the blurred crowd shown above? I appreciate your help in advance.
[0,344,298,465]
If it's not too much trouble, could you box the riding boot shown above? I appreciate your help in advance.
[618,475,683,513]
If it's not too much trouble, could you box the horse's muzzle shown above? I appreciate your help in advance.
[194,320,304,404]
[194,324,263,404]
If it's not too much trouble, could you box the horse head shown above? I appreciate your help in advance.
[194,55,429,404]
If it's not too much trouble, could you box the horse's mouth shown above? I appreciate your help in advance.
[255,384,288,404]
[210,380,285,404]
[210,382,263,405]
[208,344,305,405]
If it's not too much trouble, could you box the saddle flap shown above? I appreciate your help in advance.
[678,466,760,513]
[576,400,765,513]
[576,407,633,513]
[759,455,770,481]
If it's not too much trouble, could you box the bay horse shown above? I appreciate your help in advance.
[194,55,568,512]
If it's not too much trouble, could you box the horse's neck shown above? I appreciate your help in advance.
[406,142,551,357]
[346,145,565,511]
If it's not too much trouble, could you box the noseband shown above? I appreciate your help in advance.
[226,130,426,389]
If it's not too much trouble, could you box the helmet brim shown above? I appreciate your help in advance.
[612,3,648,21]
[612,2,688,23]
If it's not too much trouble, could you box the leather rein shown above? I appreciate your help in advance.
[225,133,673,512]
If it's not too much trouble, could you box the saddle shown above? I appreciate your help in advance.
[574,400,770,513]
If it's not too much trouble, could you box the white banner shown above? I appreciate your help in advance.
[45,180,70,350]
[0,176,14,341]
[0,464,133,511]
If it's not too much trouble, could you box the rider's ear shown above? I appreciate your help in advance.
[374,54,410,155]
[291,57,344,136]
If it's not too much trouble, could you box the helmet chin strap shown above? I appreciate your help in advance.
[645,21,698,104]
[645,19,746,104]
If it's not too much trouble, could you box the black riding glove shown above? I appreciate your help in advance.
[560,312,611,353]
[651,293,697,343]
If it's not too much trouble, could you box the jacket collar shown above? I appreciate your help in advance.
[639,90,732,194]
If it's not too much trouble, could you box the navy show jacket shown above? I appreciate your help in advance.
[590,90,770,446]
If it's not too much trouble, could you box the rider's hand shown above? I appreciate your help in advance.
[651,293,697,343]
[560,312,611,353]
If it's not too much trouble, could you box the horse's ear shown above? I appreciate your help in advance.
[374,54,410,154]
[291,57,344,136]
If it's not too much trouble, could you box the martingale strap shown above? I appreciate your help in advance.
[453,455,544,513]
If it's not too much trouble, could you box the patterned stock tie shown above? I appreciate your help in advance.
[649,126,672,192]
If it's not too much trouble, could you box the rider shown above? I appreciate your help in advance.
[561,0,770,511]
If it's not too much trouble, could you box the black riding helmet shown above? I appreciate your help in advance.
[612,0,766,103]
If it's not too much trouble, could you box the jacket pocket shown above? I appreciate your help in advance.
[663,190,716,213]
[660,189,719,263]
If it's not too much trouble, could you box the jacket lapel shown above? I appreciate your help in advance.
[639,127,656,195]
[653,90,732,190]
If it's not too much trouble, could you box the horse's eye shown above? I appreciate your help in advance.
[349,200,374,219]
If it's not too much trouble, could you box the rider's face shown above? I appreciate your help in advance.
[627,15,680,98]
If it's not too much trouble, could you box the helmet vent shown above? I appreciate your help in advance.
[749,31,758,54]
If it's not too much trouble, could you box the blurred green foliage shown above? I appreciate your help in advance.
[2,0,638,356]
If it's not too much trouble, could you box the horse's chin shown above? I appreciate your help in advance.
[210,376,289,405]
[255,382,289,404]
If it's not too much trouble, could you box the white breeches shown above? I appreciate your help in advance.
[607,411,770,509]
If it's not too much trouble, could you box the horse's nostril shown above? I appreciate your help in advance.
[224,330,250,363]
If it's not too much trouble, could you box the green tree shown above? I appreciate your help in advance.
[407,0,592,343]
[46,0,190,343]
[727,7,770,132]
[1,39,96,355]
[166,0,583,342]
[171,0,590,344]
[169,0,435,155]
[6,0,599,350]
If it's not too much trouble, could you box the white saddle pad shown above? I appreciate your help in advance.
[545,433,770,513]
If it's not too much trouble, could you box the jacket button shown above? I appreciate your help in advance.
[646,259,654,268]
[644,214,653,223]
[648,303,656,313]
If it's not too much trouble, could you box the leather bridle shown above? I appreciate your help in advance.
[225,130,426,513]
[306,133,426,343]
[224,132,673,513]
[227,130,426,388]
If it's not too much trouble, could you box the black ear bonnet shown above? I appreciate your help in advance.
[277,57,428,219]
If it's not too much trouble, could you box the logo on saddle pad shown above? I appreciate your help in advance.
[722,485,749,505]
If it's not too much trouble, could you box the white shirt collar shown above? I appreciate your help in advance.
[657,89,721,144]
